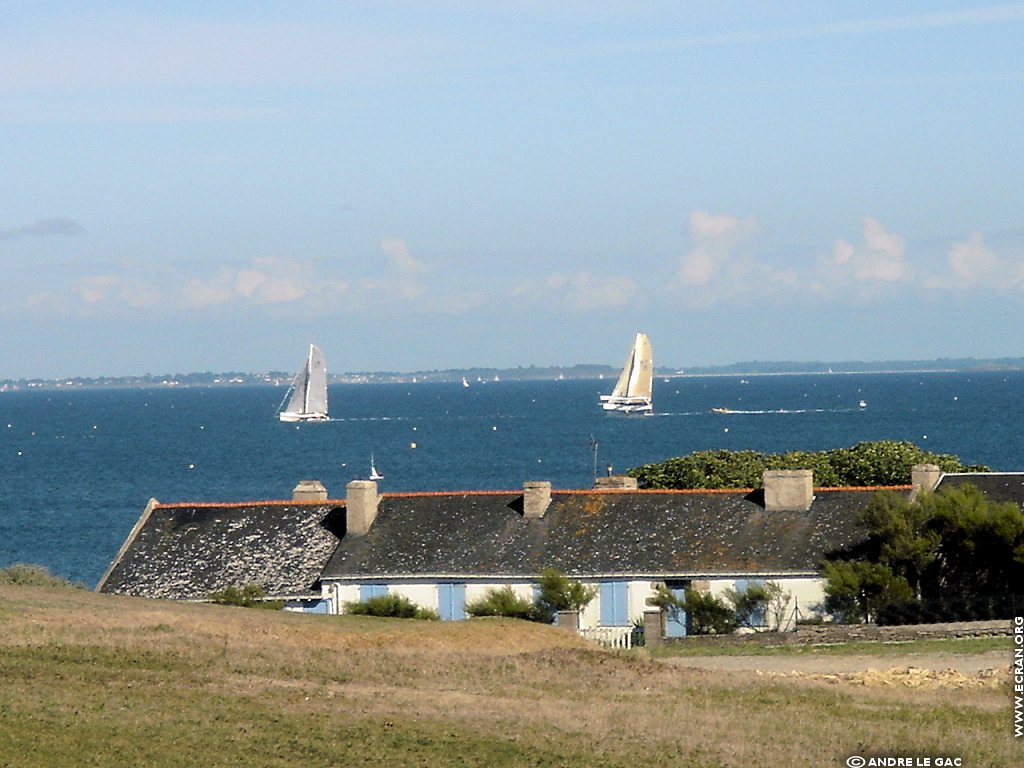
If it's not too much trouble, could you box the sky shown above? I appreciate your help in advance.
[2,1,1023,378]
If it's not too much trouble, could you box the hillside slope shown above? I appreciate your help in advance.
[0,585,1014,767]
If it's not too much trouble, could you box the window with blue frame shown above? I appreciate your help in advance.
[599,581,629,626]
[438,583,466,621]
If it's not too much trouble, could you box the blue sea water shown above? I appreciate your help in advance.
[2,371,1023,588]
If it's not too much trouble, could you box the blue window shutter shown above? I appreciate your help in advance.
[438,583,466,621]
[599,581,628,626]
[359,584,387,602]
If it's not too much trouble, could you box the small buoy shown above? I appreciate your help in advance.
[492,425,497,431]
[410,442,417,449]
[17,451,22,456]
[922,435,928,440]
[188,463,195,469]
[724,428,729,433]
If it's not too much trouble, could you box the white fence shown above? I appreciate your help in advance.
[578,626,643,649]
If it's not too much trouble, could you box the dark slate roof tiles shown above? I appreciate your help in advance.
[321,489,877,580]
[99,502,344,600]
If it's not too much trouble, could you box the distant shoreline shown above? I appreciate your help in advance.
[3,357,1023,391]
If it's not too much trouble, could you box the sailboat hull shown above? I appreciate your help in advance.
[278,411,329,423]
[600,396,653,414]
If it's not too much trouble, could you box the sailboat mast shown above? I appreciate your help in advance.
[303,344,313,414]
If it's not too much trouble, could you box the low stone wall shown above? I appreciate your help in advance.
[668,619,1011,648]
[792,619,1011,644]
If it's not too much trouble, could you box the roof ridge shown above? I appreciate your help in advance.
[152,485,912,508]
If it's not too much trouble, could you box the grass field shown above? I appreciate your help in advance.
[0,584,1016,767]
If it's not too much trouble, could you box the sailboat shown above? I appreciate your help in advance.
[369,454,384,481]
[600,333,654,414]
[278,344,329,422]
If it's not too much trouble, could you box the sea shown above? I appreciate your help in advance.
[2,371,1023,588]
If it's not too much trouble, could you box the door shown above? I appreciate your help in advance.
[438,583,466,621]
[664,581,687,637]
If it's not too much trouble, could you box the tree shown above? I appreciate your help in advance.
[823,483,1024,623]
[822,560,913,623]
[534,568,598,623]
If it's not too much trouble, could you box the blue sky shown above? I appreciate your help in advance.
[2,2,1023,377]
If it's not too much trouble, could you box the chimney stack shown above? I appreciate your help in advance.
[911,464,941,498]
[523,481,552,519]
[763,469,813,512]
[345,480,380,535]
[292,479,327,501]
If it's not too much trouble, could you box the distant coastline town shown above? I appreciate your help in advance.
[3,357,1024,392]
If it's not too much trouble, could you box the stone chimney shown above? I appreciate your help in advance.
[523,481,552,519]
[911,464,941,498]
[345,480,380,535]
[763,469,813,512]
[292,479,327,501]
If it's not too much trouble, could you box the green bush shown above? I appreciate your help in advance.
[208,584,284,610]
[0,564,82,589]
[683,590,737,635]
[627,441,988,490]
[466,586,543,621]
[345,593,439,621]
[534,567,598,623]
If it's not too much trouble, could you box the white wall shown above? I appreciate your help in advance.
[706,576,826,631]
[324,575,828,629]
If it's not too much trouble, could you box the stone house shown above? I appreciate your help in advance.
[99,466,1003,634]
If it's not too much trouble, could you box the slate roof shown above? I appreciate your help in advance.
[97,500,346,600]
[936,472,1024,507]
[320,489,880,581]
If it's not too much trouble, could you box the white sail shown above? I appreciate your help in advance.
[600,333,653,414]
[279,344,329,422]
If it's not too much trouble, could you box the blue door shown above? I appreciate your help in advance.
[599,581,628,626]
[438,583,466,621]
[665,583,687,637]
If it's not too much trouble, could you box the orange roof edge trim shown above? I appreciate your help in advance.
[153,484,912,508]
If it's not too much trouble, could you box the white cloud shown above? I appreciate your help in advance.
[948,231,1000,284]
[513,270,636,313]
[673,210,784,304]
[180,258,311,308]
[821,217,910,288]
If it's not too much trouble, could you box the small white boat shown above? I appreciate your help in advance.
[278,344,329,422]
[369,454,384,481]
[600,333,654,414]
[462,377,470,388]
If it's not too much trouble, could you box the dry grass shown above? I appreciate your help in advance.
[0,585,1016,767]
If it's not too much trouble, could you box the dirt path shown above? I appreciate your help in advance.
[660,649,1009,675]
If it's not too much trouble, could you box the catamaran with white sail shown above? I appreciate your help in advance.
[278,344,329,422]
[600,333,654,414]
